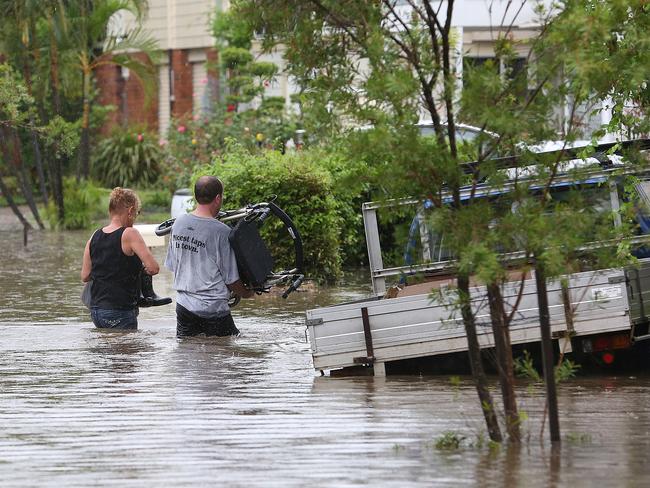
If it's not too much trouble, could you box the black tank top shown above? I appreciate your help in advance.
[90,227,142,309]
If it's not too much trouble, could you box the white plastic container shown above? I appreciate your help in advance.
[171,188,193,218]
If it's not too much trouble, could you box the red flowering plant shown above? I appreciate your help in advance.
[159,103,299,191]
[158,117,224,192]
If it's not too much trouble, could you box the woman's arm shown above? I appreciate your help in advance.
[81,239,92,282]
[123,227,160,275]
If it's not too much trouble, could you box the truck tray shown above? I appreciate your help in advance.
[306,266,636,373]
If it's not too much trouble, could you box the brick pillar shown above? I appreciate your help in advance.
[171,49,193,119]
[123,52,159,131]
[95,53,159,133]
[95,63,122,134]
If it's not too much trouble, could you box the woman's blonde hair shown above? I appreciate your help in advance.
[109,187,140,214]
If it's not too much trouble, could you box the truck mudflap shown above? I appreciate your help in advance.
[626,263,650,340]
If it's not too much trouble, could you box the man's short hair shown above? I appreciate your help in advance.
[194,175,223,204]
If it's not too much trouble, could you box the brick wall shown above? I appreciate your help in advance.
[170,49,193,119]
[95,53,161,134]
[95,63,122,133]
[95,49,219,133]
[124,52,159,130]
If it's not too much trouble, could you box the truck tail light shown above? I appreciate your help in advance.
[591,333,631,352]
[602,352,615,364]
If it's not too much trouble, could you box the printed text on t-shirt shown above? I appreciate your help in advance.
[173,234,207,253]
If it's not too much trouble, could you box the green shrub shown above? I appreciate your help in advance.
[513,350,542,382]
[140,188,171,210]
[201,142,344,282]
[315,145,369,266]
[159,118,224,193]
[137,188,172,223]
[514,350,581,383]
[0,176,25,206]
[159,107,299,194]
[46,178,104,230]
[434,431,466,450]
[92,127,162,188]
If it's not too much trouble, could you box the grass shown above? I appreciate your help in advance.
[566,432,593,445]
[435,431,466,450]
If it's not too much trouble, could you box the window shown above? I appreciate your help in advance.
[463,56,529,99]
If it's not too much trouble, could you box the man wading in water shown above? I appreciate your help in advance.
[164,175,254,337]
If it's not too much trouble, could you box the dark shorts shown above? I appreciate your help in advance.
[91,307,138,330]
[176,303,240,337]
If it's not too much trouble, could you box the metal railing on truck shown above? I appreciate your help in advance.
[363,139,650,296]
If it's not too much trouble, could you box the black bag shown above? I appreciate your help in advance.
[228,219,274,289]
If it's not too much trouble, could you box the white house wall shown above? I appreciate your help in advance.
[393,0,553,29]
[113,0,609,137]
[123,0,221,50]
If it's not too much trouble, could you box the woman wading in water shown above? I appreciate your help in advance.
[81,188,161,330]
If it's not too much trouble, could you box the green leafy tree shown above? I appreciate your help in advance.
[230,0,650,445]
[213,10,277,109]
[0,0,85,223]
[202,141,343,282]
[0,1,154,224]
[62,0,159,180]
[0,64,38,229]
[0,63,78,230]
[211,9,297,149]
[0,0,52,227]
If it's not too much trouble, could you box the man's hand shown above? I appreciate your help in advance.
[227,279,255,299]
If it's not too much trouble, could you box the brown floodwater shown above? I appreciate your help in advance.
[1,230,650,486]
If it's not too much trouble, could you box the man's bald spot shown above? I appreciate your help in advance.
[194,176,223,204]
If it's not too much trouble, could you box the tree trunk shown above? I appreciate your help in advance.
[5,128,45,229]
[20,48,49,208]
[79,127,90,180]
[48,23,65,222]
[49,155,65,223]
[79,70,92,180]
[534,260,561,442]
[29,127,48,207]
[42,150,64,224]
[49,23,62,115]
[0,171,32,231]
[16,149,44,230]
[487,282,520,443]
[0,127,44,229]
[457,273,503,443]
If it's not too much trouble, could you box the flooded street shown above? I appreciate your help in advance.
[2,230,650,486]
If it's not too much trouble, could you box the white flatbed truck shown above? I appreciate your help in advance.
[306,153,650,376]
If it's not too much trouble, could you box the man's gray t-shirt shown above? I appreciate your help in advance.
[164,213,240,318]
